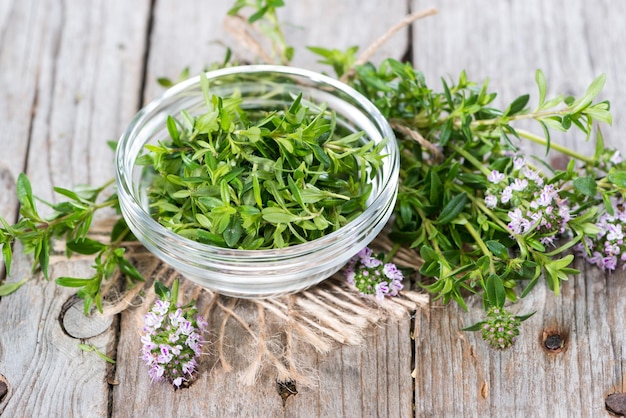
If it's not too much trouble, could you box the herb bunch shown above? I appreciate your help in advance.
[0,173,143,313]
[141,279,207,388]
[340,58,625,341]
[141,74,386,249]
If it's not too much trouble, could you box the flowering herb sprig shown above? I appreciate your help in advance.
[342,60,625,343]
[301,36,626,345]
[141,279,208,389]
[345,247,404,300]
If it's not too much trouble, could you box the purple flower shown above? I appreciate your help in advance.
[510,178,528,192]
[345,247,404,299]
[484,194,497,209]
[361,256,382,268]
[487,170,505,184]
[522,167,543,185]
[375,282,389,300]
[507,208,526,235]
[501,186,513,204]
[610,150,623,165]
[152,299,170,316]
[603,255,618,271]
[172,377,184,388]
[383,263,403,280]
[141,282,208,388]
[577,198,626,271]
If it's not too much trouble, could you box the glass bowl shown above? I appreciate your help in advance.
[115,65,399,298]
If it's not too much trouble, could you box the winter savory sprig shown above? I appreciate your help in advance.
[345,247,404,300]
[141,279,208,388]
[0,173,143,314]
[338,58,625,344]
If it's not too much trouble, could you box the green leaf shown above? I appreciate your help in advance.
[485,274,506,308]
[166,115,180,144]
[157,77,174,87]
[56,277,93,288]
[200,72,212,110]
[535,69,547,108]
[2,243,13,277]
[53,187,80,201]
[117,258,144,282]
[515,311,536,322]
[486,240,508,259]
[154,281,170,300]
[223,216,243,248]
[261,207,300,224]
[608,171,626,188]
[0,278,28,296]
[95,350,116,364]
[572,176,597,197]
[462,321,486,332]
[571,73,606,113]
[39,239,50,280]
[66,238,106,255]
[505,94,530,116]
[436,192,467,225]
[16,173,35,209]
[248,5,268,23]
[110,218,132,242]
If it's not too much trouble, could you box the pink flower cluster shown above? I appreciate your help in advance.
[576,198,626,271]
[141,298,208,388]
[484,157,571,246]
[480,307,521,350]
[345,247,404,300]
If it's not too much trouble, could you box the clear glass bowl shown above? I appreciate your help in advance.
[115,65,399,297]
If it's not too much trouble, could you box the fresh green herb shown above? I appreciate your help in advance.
[328,57,623,344]
[228,0,294,64]
[140,76,387,249]
[0,174,143,314]
[78,343,116,364]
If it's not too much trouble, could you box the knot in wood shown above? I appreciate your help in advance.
[58,296,113,339]
[0,375,8,404]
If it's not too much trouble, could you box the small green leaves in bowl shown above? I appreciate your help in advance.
[139,75,387,250]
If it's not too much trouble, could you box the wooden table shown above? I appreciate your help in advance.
[1,0,624,416]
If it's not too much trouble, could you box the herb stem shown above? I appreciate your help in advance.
[384,242,402,263]
[449,143,493,177]
[455,186,510,232]
[515,129,596,164]
[463,220,495,273]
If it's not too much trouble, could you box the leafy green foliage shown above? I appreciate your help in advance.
[324,56,623,342]
[0,177,143,314]
[228,0,293,64]
[141,79,386,249]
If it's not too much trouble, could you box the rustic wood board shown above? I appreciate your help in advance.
[1,0,625,417]
[0,0,150,416]
[412,0,626,416]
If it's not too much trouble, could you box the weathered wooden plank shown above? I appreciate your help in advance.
[0,0,150,416]
[143,0,410,101]
[0,0,44,222]
[411,1,626,416]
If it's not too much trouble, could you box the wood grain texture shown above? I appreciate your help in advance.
[2,0,625,417]
[412,1,626,416]
[0,0,150,416]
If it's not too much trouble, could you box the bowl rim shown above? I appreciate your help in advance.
[115,64,398,259]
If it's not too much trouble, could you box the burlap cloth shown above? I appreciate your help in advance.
[98,230,428,387]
